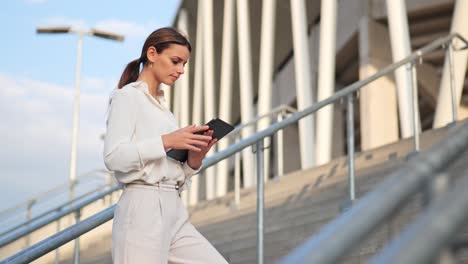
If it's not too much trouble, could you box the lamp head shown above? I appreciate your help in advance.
[36,26,72,34]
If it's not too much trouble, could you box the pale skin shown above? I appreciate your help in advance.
[136,43,217,170]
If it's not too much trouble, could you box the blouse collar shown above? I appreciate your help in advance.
[131,81,167,108]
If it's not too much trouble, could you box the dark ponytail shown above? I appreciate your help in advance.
[117,27,191,89]
[118,59,141,88]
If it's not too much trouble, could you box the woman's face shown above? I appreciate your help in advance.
[151,44,190,86]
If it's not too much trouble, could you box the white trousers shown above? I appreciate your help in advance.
[112,184,228,264]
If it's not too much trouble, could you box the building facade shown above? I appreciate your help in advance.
[167,0,468,205]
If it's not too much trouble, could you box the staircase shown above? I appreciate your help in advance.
[51,121,464,264]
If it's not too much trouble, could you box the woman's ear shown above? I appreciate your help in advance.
[146,46,158,63]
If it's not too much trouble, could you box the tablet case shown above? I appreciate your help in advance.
[166,118,235,162]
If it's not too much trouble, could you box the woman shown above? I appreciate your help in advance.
[104,27,228,264]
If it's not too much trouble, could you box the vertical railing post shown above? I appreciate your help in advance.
[447,41,458,123]
[256,139,265,264]
[234,134,241,208]
[54,218,61,264]
[276,110,285,179]
[406,62,420,152]
[73,209,81,264]
[346,94,356,202]
[25,200,34,247]
[411,63,421,151]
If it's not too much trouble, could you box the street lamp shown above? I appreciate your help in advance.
[36,26,124,200]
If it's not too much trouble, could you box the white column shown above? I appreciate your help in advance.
[161,84,171,110]
[237,0,256,188]
[177,9,191,128]
[189,1,204,206]
[216,0,235,197]
[257,0,277,182]
[177,9,191,205]
[203,0,217,199]
[434,0,468,128]
[359,17,399,150]
[173,82,182,126]
[386,0,420,137]
[315,0,337,165]
[290,0,315,169]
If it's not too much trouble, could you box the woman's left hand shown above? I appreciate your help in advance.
[187,130,217,170]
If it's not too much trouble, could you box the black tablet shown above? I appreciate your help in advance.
[166,118,235,162]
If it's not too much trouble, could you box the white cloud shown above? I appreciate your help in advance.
[94,19,153,39]
[83,76,107,91]
[41,17,88,31]
[0,73,111,211]
[82,76,118,93]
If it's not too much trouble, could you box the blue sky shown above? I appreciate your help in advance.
[0,0,180,212]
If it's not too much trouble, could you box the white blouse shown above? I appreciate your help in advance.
[103,81,197,191]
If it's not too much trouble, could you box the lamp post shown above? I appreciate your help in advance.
[37,26,123,264]
[36,26,124,200]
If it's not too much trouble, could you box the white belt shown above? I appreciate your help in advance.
[125,181,180,191]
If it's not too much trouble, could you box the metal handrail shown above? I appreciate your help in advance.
[0,169,109,220]
[3,33,468,264]
[229,104,297,206]
[1,206,116,264]
[279,120,468,264]
[370,165,468,264]
[227,104,297,137]
[0,183,113,238]
[0,185,120,248]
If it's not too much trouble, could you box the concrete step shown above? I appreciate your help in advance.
[199,166,394,245]
[219,189,427,263]
[207,172,404,255]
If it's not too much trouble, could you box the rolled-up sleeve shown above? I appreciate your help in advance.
[178,162,201,191]
[183,162,200,176]
[103,90,166,173]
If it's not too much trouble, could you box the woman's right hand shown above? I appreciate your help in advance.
[161,125,212,152]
